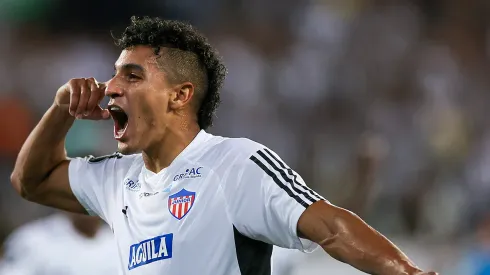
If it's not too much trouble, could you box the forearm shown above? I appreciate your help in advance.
[320,207,422,275]
[11,104,74,190]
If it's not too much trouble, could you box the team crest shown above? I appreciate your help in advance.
[168,189,196,220]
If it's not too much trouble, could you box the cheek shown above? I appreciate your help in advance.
[135,94,168,127]
[139,99,154,122]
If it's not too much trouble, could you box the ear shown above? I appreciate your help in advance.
[168,82,194,110]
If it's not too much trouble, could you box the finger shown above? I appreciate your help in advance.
[85,106,110,120]
[94,82,109,119]
[97,93,110,119]
[75,80,91,118]
[85,79,101,116]
[100,108,111,119]
[68,81,80,116]
[95,80,107,90]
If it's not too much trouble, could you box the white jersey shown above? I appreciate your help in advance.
[68,130,325,275]
[0,214,118,275]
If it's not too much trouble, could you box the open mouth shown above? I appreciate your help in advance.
[108,105,129,139]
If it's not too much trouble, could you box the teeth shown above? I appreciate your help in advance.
[110,106,122,112]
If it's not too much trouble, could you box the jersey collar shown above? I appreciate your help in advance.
[175,129,211,160]
[142,130,211,178]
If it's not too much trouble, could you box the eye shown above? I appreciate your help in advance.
[127,73,141,80]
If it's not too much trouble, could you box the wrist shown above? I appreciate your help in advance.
[50,104,75,121]
[378,258,423,275]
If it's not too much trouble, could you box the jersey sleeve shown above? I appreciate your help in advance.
[222,146,326,252]
[68,152,128,224]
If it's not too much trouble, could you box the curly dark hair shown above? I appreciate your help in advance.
[114,16,227,130]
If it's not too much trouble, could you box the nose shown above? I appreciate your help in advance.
[104,77,124,98]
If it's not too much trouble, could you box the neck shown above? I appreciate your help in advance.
[143,125,200,173]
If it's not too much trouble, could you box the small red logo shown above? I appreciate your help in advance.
[168,189,196,220]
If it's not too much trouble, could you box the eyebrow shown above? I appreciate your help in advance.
[114,63,145,73]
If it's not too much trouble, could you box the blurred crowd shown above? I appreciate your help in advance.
[1,0,490,274]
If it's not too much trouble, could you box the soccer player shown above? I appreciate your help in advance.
[10,16,438,275]
[0,214,118,274]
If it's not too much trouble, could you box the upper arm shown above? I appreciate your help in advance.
[14,159,87,214]
[14,152,127,223]
[222,146,326,251]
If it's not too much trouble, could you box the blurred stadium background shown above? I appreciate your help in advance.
[0,0,490,274]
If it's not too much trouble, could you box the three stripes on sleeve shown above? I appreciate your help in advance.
[249,148,325,208]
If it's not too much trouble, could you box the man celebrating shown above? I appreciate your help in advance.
[10,16,437,275]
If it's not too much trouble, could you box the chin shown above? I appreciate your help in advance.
[117,142,139,155]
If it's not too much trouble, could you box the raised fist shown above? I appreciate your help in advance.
[54,78,110,120]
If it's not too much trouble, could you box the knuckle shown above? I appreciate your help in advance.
[69,78,82,85]
[81,86,90,95]
[86,77,97,87]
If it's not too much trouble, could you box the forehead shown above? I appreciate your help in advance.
[115,46,159,71]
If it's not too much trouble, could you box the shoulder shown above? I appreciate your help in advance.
[70,152,142,172]
[202,135,267,163]
[4,215,68,255]
[218,137,265,156]
[83,152,125,163]
[81,152,141,166]
[68,152,143,194]
[197,134,283,177]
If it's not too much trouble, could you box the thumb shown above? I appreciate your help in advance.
[95,80,107,90]
[100,108,111,120]
[83,106,110,120]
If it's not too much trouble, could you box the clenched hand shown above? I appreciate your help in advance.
[54,77,110,120]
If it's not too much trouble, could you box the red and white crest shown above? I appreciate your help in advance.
[168,189,196,220]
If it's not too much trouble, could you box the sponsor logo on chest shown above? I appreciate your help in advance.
[124,178,141,192]
[128,233,173,270]
[173,167,203,181]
